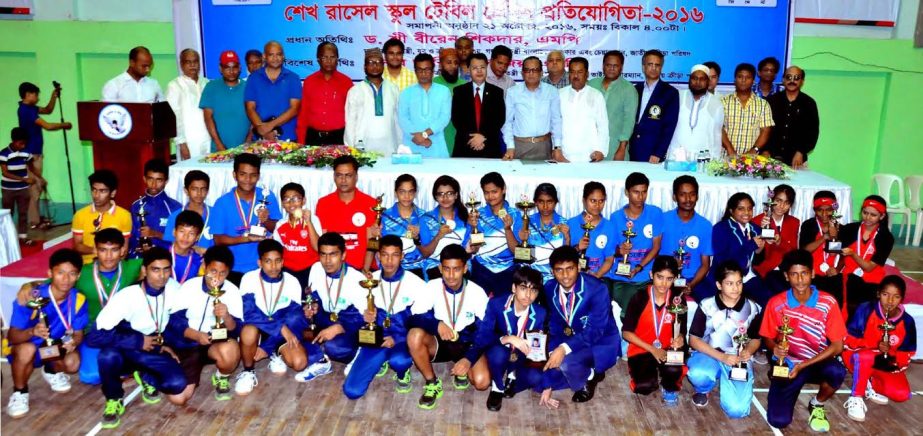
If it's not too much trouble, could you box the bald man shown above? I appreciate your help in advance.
[244,41,302,141]
[766,66,818,169]
[541,51,570,89]
[166,49,210,160]
[102,46,164,103]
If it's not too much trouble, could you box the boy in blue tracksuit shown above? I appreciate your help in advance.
[128,159,182,256]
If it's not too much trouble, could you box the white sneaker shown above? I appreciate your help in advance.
[6,392,29,418]
[844,396,867,422]
[42,370,72,393]
[234,371,258,395]
[344,353,359,377]
[865,381,889,405]
[268,353,287,374]
[294,359,332,383]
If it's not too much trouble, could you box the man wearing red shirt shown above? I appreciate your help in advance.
[315,155,376,271]
[295,42,353,145]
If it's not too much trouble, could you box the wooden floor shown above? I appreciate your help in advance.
[2,358,922,435]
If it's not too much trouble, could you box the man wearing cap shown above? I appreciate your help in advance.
[433,48,465,154]
[200,50,250,152]
[244,41,302,141]
[295,42,353,145]
[344,48,400,157]
[665,65,724,161]
[166,49,209,161]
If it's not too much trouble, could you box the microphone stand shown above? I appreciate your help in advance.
[53,82,77,216]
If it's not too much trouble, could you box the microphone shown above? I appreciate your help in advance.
[53,81,61,94]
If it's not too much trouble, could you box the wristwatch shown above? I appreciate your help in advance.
[421,131,429,139]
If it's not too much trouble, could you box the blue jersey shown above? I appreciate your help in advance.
[514,212,567,282]
[660,208,714,280]
[419,207,471,271]
[566,214,616,275]
[170,248,202,284]
[608,204,663,282]
[211,187,282,273]
[129,191,182,256]
[381,204,427,271]
[11,283,89,347]
[162,205,215,250]
[474,202,520,273]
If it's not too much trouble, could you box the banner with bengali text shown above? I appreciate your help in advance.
[199,0,792,85]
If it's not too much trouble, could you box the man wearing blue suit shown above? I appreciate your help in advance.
[540,246,621,407]
[623,50,679,163]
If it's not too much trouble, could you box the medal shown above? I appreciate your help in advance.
[379,276,403,330]
[653,339,662,348]
[442,280,467,341]
[260,275,285,322]
[325,265,346,322]
[820,263,830,273]
[93,262,122,308]
[649,287,670,352]
[330,312,339,322]
[564,327,573,336]
[557,280,581,338]
[509,352,518,363]
[404,229,413,239]
[384,317,392,328]
[551,224,560,236]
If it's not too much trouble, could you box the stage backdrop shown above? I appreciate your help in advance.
[199,0,792,85]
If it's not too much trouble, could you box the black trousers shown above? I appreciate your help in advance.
[628,352,685,395]
[305,128,345,145]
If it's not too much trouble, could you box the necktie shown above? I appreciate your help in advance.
[474,87,482,131]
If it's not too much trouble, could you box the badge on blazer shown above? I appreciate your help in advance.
[649,105,662,120]
[352,212,366,226]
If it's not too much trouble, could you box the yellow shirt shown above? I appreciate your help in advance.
[721,92,774,155]
[383,67,417,92]
[72,202,133,263]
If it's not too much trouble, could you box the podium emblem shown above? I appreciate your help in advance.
[98,104,133,140]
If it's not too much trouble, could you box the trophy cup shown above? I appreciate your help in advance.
[367,195,386,252]
[761,187,777,239]
[465,192,485,247]
[357,278,384,347]
[136,198,152,253]
[673,239,687,288]
[825,207,843,254]
[665,295,686,365]
[248,186,271,237]
[303,292,317,332]
[206,279,228,342]
[873,305,899,372]
[730,322,750,382]
[615,221,637,276]
[26,292,64,362]
[513,195,535,264]
[578,214,596,272]
[771,315,795,379]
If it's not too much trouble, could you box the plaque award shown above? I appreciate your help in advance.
[26,293,64,362]
[206,281,228,342]
[873,304,899,372]
[761,187,777,239]
[357,278,384,347]
[771,315,795,379]
[578,214,596,272]
[513,196,535,264]
[615,221,637,276]
[367,195,386,252]
[665,295,686,366]
[465,193,485,247]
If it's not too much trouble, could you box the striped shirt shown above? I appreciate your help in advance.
[474,202,520,273]
[721,92,774,155]
[0,146,32,190]
[383,66,417,93]
[759,286,846,363]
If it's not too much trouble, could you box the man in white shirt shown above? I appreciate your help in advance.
[101,46,164,103]
[555,57,609,163]
[344,48,400,157]
[666,64,725,161]
[166,49,210,161]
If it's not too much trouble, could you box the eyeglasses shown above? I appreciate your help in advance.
[365,60,383,66]
[522,68,541,74]
[415,67,433,73]
[435,191,457,198]
[282,196,303,203]
[784,74,803,81]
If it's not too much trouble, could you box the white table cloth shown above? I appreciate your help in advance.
[168,159,851,225]
[0,209,22,268]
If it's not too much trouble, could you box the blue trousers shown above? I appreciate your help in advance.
[485,344,544,392]
[767,358,846,429]
[98,347,187,400]
[342,344,413,399]
[78,343,101,385]
[545,335,620,391]
[687,351,754,418]
[470,259,514,299]
[322,333,359,364]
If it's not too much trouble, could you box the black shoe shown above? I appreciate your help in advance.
[503,378,517,398]
[572,388,593,403]
[592,371,606,384]
[486,391,504,411]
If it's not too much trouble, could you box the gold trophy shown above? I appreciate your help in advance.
[730,321,750,382]
[357,278,384,347]
[665,295,686,365]
[873,305,899,372]
[825,209,843,254]
[206,279,228,342]
[303,290,317,332]
[578,214,596,272]
[135,198,152,253]
[465,192,485,247]
[26,292,64,362]
[366,195,386,251]
[615,221,637,276]
[771,315,795,379]
[673,239,687,288]
[761,187,777,239]
[513,195,535,264]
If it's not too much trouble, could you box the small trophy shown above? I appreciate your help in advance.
[26,292,64,362]
[93,212,104,234]
[367,195,386,252]
[249,186,271,237]
[873,305,899,372]
[578,214,596,272]
[673,239,687,288]
[730,322,750,382]
[357,278,384,347]
[303,292,317,332]
[615,221,637,276]
[465,192,485,247]
[771,315,795,379]
[136,198,152,253]
[761,187,777,239]
[206,280,228,342]
[665,295,686,366]
[513,195,535,264]
[825,207,843,254]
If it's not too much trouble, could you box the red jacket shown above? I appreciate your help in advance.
[754,213,800,277]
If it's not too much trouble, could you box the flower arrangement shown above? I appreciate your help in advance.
[707,154,790,179]
[200,141,380,168]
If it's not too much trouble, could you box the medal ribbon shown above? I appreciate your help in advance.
[557,280,580,327]
[49,290,74,332]
[171,246,194,283]
[260,276,286,317]
[504,295,529,338]
[817,219,838,268]
[93,262,122,307]
[234,189,257,231]
[649,287,670,347]
[379,277,403,319]
[325,265,346,314]
[142,288,166,335]
[856,225,879,260]
[441,280,467,331]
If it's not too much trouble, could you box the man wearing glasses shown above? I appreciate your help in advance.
[766,66,819,169]
[501,56,563,161]
[629,49,679,163]
[588,50,638,160]
[344,48,400,157]
[314,155,378,271]
[451,53,506,158]
[295,42,353,145]
[397,53,452,157]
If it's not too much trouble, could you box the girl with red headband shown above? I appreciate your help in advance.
[838,195,894,316]
[754,184,800,294]
[799,191,844,306]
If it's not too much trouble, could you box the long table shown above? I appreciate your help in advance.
[167,159,852,224]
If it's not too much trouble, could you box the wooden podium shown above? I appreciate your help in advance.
[77,101,176,209]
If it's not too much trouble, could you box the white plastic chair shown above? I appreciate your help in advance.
[905,175,923,246]
[872,173,912,245]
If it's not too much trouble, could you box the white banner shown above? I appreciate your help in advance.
[795,0,900,27]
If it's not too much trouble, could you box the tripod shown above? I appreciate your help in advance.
[53,81,77,218]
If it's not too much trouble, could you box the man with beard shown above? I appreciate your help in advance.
[766,66,819,169]
[344,48,400,156]
[451,53,505,158]
[434,48,466,155]
[666,65,724,161]
[455,36,474,81]
[295,42,353,145]
[166,49,209,161]
[588,50,637,161]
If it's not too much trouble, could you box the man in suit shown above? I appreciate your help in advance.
[624,50,679,163]
[540,246,621,406]
[451,53,506,158]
